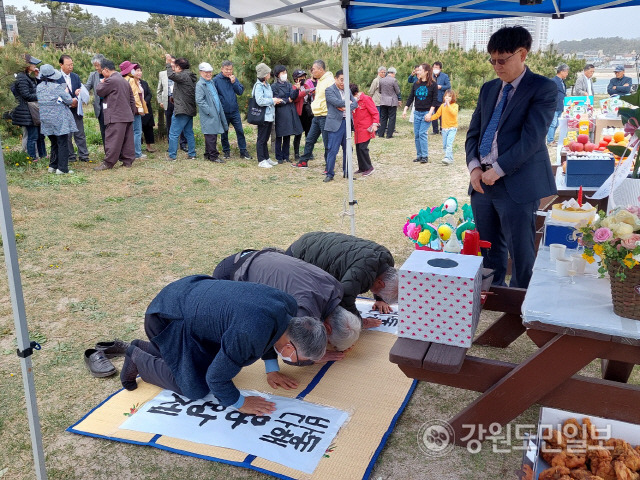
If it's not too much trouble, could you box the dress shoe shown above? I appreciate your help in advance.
[93,162,112,171]
[413,157,422,162]
[210,157,225,163]
[420,157,429,163]
[323,175,333,183]
[95,339,130,359]
[165,153,176,162]
[122,163,133,168]
[84,349,117,378]
[146,146,156,153]
[240,151,253,160]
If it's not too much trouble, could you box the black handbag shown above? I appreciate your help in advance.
[247,96,266,125]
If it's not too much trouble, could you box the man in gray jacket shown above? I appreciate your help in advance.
[195,62,228,163]
[212,249,362,358]
[164,53,197,160]
[377,67,400,139]
[573,64,595,97]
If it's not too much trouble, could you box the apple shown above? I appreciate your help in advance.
[572,142,584,152]
[584,143,596,152]
[577,134,590,144]
[603,135,613,143]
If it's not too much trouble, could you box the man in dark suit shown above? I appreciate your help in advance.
[323,70,357,183]
[93,59,137,170]
[465,26,557,289]
[58,54,89,162]
[431,61,451,135]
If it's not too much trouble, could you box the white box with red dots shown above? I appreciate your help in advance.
[397,250,483,347]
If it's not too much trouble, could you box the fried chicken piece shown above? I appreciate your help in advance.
[589,448,616,480]
[550,451,587,469]
[521,464,534,480]
[539,466,571,480]
[564,418,584,439]
[615,441,640,471]
[570,469,605,480]
[582,418,601,445]
[545,428,568,450]
[613,460,640,480]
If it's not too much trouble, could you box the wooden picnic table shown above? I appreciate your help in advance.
[389,246,640,447]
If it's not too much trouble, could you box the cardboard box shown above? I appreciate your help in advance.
[533,407,640,479]
[566,156,615,188]
[397,250,483,347]
[543,215,580,249]
[595,116,624,144]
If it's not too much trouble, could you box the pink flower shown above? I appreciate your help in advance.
[593,227,613,243]
[621,233,640,250]
[407,223,421,240]
[403,219,411,237]
[627,206,640,216]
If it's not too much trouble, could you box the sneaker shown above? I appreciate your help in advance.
[138,154,148,159]
[442,158,453,165]
[323,175,333,183]
[240,151,253,160]
[267,159,278,166]
[223,151,231,159]
[210,157,225,164]
[55,169,74,175]
[187,156,197,160]
[354,169,363,174]
[258,160,273,168]
[47,167,55,173]
[420,157,429,163]
[362,167,375,177]
[293,161,308,168]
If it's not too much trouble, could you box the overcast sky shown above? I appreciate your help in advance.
[6,0,640,46]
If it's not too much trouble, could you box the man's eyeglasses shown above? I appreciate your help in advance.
[488,49,522,66]
[282,340,315,367]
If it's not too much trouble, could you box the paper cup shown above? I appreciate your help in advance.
[549,244,566,261]
[571,254,587,275]
[556,258,572,277]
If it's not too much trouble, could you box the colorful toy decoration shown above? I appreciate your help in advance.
[403,197,476,251]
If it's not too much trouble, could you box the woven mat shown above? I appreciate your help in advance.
[67,328,416,480]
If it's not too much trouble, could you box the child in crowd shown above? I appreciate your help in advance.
[429,89,459,165]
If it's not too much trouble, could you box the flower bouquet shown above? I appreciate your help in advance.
[578,206,640,319]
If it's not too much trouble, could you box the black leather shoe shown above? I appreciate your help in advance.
[413,157,422,162]
[420,156,429,163]
[84,349,117,377]
[240,151,253,160]
[95,339,130,359]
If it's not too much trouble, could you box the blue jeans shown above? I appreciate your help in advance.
[325,119,347,178]
[133,115,142,158]
[546,110,562,144]
[168,114,196,158]
[413,110,431,157]
[442,127,457,161]
[221,110,248,154]
[300,116,328,163]
[25,125,39,159]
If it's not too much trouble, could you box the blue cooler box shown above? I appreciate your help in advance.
[543,214,580,249]
[565,156,614,188]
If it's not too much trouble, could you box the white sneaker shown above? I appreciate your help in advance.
[55,169,74,175]
[258,160,273,168]
[441,158,453,165]
[48,167,55,173]
[267,159,278,166]
[139,154,148,159]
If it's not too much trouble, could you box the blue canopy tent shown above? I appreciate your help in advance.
[5,1,640,479]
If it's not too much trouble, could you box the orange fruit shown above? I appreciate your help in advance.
[613,131,625,143]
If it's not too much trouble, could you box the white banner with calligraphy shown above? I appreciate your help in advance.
[120,389,349,474]
[355,298,398,334]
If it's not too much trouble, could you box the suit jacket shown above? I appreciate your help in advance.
[379,75,400,107]
[95,73,136,125]
[147,276,297,406]
[465,67,557,204]
[324,84,357,133]
[551,75,566,111]
[573,72,592,97]
[57,71,82,116]
[83,70,103,117]
[433,72,451,103]
[157,70,169,108]
[368,75,381,106]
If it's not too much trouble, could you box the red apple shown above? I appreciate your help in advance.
[584,143,596,152]
[577,134,590,144]
[572,142,584,152]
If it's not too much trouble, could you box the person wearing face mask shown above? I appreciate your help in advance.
[271,65,303,164]
[120,277,326,416]
[430,61,451,135]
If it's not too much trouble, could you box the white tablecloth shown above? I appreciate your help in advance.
[522,246,640,340]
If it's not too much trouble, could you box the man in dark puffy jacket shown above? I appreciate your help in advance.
[286,232,398,328]
[164,53,198,160]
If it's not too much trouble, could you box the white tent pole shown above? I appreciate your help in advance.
[0,143,47,479]
[341,34,356,235]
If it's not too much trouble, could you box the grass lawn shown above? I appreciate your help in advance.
[0,109,637,479]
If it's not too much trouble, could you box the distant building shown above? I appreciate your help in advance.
[286,26,317,44]
[421,16,549,51]
[0,14,18,46]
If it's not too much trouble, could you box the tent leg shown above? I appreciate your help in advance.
[0,139,48,479]
[341,35,356,235]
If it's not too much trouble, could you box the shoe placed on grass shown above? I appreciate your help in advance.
[258,160,273,168]
[240,151,253,160]
[442,158,453,165]
[84,349,117,378]
[55,169,74,174]
[267,159,278,166]
[95,339,130,359]
[362,167,375,176]
[293,161,308,168]
[420,157,429,163]
[323,175,333,183]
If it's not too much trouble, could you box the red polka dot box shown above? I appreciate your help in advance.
[398,250,483,348]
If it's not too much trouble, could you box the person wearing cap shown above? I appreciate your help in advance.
[271,65,303,164]
[120,61,148,161]
[195,62,228,163]
[377,66,400,139]
[57,55,90,163]
[608,66,633,96]
[94,58,137,170]
[547,63,569,146]
[12,53,46,161]
[291,69,312,161]
[36,64,78,175]
[253,63,284,168]
[164,54,198,161]
[213,60,253,160]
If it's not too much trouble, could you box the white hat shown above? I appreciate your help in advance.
[198,62,213,72]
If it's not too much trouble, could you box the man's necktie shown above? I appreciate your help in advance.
[479,83,513,158]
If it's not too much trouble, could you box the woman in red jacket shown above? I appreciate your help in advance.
[350,83,379,176]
